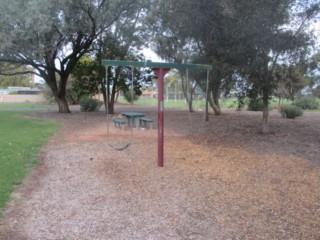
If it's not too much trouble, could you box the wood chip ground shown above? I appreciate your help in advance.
[0,105,319,239]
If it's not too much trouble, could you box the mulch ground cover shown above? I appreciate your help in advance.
[0,105,319,239]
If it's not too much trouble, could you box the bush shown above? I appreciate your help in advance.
[248,98,264,111]
[80,98,102,112]
[123,87,139,103]
[312,88,320,99]
[294,96,320,110]
[280,105,303,119]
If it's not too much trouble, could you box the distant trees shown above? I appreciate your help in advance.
[0,64,33,88]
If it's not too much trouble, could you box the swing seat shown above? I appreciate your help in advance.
[112,118,127,130]
[140,117,154,129]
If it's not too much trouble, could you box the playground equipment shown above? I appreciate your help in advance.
[103,60,212,167]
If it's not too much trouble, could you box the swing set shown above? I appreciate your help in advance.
[103,60,212,167]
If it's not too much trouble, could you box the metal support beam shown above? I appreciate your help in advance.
[102,60,212,70]
[153,68,170,167]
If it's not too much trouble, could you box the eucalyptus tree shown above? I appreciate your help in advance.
[0,0,136,113]
[235,0,319,133]
[147,0,319,133]
[145,0,206,112]
[94,0,151,114]
[146,0,251,115]
[308,52,320,89]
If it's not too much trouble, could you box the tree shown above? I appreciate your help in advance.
[237,1,320,133]
[69,55,102,104]
[274,64,309,104]
[308,52,320,89]
[147,0,257,115]
[0,0,136,113]
[147,0,319,133]
[94,0,151,114]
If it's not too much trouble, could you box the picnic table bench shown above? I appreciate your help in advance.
[112,118,127,130]
[139,117,154,129]
[120,112,146,128]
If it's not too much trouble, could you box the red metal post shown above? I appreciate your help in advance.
[152,68,169,167]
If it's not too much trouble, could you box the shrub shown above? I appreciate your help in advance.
[123,87,139,103]
[312,88,320,99]
[280,105,303,119]
[294,96,320,110]
[80,98,102,112]
[248,98,264,111]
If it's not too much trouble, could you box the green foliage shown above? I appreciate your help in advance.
[280,105,303,119]
[123,87,140,103]
[148,0,317,132]
[69,55,104,104]
[0,0,136,112]
[80,98,102,112]
[0,111,60,212]
[312,87,320,99]
[294,96,320,110]
[0,64,33,88]
[248,98,264,111]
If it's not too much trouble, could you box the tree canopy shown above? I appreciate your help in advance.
[146,0,320,132]
[0,0,319,133]
[0,0,136,112]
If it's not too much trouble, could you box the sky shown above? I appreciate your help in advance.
[141,48,163,62]
[313,21,320,46]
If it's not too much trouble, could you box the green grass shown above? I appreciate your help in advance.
[0,111,61,216]
[0,102,55,109]
[120,96,207,109]
[120,96,294,110]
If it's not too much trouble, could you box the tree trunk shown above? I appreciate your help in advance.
[56,95,70,113]
[49,82,70,113]
[188,92,194,112]
[115,91,119,103]
[104,91,114,114]
[208,91,221,115]
[45,71,70,113]
[102,87,107,112]
[205,94,209,121]
[109,91,116,114]
[262,90,269,134]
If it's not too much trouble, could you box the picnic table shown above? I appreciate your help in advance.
[120,111,146,128]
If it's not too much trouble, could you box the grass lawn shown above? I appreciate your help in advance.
[0,111,61,216]
[119,96,294,110]
[119,96,208,110]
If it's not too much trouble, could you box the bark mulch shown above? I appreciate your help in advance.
[0,105,319,239]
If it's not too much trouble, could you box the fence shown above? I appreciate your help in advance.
[0,94,46,103]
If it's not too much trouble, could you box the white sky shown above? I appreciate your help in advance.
[141,48,163,62]
[312,21,320,46]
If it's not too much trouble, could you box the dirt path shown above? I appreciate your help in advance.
[1,106,319,239]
